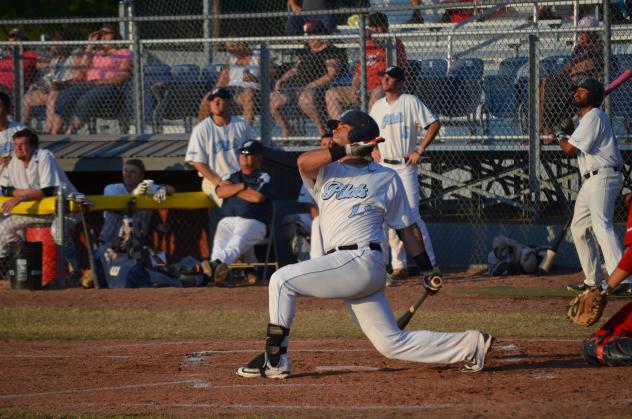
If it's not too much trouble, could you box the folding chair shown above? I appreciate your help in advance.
[228,205,279,284]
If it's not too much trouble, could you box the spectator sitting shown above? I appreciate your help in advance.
[203,140,273,286]
[0,129,79,268]
[286,0,337,36]
[0,92,26,179]
[98,159,175,251]
[371,0,428,24]
[0,28,41,97]
[540,15,610,136]
[325,12,407,119]
[281,132,331,261]
[271,20,347,137]
[22,32,82,134]
[53,25,132,135]
[441,0,477,23]
[197,36,262,125]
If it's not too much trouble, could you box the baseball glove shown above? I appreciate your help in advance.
[567,286,607,326]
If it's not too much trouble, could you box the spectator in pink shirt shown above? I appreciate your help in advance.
[52,25,132,134]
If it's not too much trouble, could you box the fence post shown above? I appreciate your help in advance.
[528,34,540,216]
[359,14,368,113]
[386,37,395,67]
[118,0,131,41]
[55,184,66,288]
[602,0,612,115]
[203,0,213,64]
[260,42,271,146]
[12,45,23,122]
[129,6,143,135]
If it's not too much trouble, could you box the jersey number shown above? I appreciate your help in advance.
[348,203,372,218]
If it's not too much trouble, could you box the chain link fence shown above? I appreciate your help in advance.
[1,1,632,265]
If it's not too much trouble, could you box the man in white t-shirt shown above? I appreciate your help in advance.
[185,87,255,207]
[0,92,26,179]
[99,159,175,249]
[558,78,632,293]
[370,66,441,284]
[0,128,78,258]
[235,109,494,379]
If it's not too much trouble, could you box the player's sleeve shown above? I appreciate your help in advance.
[255,172,273,196]
[299,166,326,203]
[103,184,118,196]
[223,171,239,183]
[568,111,599,153]
[414,96,437,130]
[185,124,208,164]
[384,172,415,230]
[37,150,62,189]
[242,122,255,144]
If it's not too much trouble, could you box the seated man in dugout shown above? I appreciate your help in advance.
[202,140,273,286]
[325,12,407,120]
[99,159,175,252]
[0,128,80,273]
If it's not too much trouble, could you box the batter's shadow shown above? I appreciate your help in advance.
[485,353,593,372]
[290,367,409,379]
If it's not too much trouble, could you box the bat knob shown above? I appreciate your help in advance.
[424,272,443,292]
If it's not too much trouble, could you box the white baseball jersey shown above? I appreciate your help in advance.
[370,94,436,160]
[568,107,623,176]
[0,121,26,178]
[303,161,414,251]
[0,148,77,193]
[185,115,254,179]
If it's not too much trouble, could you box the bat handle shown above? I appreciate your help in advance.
[424,272,443,292]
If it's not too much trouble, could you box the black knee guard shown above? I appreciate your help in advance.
[266,323,290,366]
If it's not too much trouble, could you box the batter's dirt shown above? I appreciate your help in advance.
[1,271,632,418]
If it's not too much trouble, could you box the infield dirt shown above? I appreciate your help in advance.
[1,270,632,418]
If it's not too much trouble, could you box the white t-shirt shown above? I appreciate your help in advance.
[0,121,26,178]
[227,52,261,90]
[301,161,414,251]
[185,115,255,179]
[568,108,623,176]
[0,148,77,193]
[370,94,436,160]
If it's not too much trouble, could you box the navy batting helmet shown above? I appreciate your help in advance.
[574,77,604,106]
[327,109,380,143]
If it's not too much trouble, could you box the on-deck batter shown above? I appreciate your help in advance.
[370,66,441,279]
[558,78,631,292]
[236,110,494,379]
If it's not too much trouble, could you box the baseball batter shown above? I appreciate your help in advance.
[558,78,630,291]
[237,110,493,379]
[185,87,254,206]
[370,66,441,278]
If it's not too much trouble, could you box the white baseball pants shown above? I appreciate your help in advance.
[381,163,436,270]
[268,248,479,364]
[211,216,266,264]
[571,169,628,286]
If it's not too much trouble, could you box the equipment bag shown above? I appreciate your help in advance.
[581,302,632,366]
[101,252,151,288]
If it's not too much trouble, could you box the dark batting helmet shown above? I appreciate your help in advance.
[574,77,604,106]
[327,109,380,143]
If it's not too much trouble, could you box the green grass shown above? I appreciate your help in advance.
[0,307,598,340]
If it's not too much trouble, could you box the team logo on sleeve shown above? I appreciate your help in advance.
[321,181,368,200]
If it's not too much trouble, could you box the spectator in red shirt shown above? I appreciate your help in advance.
[325,13,407,119]
[0,28,40,96]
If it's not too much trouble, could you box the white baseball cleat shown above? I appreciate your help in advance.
[236,352,291,379]
[461,332,495,373]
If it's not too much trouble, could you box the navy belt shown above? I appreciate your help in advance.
[326,242,382,255]
[383,158,404,165]
[583,167,620,180]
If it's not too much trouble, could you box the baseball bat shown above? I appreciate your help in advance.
[396,274,443,329]
[79,202,106,288]
[537,216,573,275]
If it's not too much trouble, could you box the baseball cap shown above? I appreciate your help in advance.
[304,20,329,35]
[326,109,380,143]
[573,77,604,94]
[207,87,232,101]
[577,15,599,29]
[379,66,405,81]
[367,12,389,28]
[239,140,263,155]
